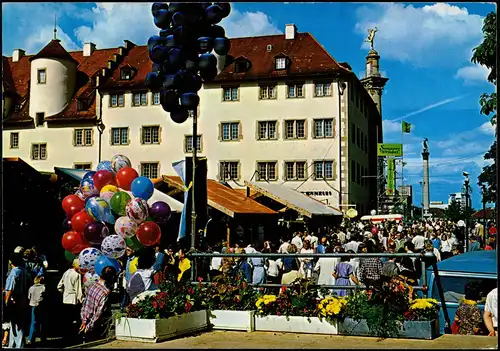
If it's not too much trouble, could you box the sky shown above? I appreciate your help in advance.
[2,2,497,209]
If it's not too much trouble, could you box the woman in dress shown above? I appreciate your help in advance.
[250,244,266,285]
[454,281,483,335]
[440,234,453,260]
[333,250,359,297]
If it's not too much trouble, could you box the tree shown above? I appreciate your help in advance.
[472,11,497,204]
[478,141,497,203]
[445,199,463,222]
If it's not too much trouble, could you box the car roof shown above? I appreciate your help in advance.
[427,250,498,275]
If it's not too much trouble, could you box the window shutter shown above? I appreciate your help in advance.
[333,160,337,181]
[72,129,76,146]
[126,127,131,145]
[158,126,162,144]
[183,136,188,153]
[109,129,113,146]
[282,121,287,140]
[91,128,95,146]
[140,127,143,144]
[238,122,243,141]
[282,161,286,180]
[216,162,221,180]
[312,120,316,138]
[218,123,222,141]
[237,161,242,180]
[275,121,279,140]
[255,121,260,140]
[303,119,308,139]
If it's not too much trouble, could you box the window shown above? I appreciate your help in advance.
[313,119,334,138]
[314,161,334,180]
[431,277,496,304]
[141,126,160,144]
[31,143,47,160]
[258,121,277,140]
[133,92,148,106]
[37,69,46,84]
[357,163,361,185]
[284,161,306,180]
[74,163,92,170]
[260,85,276,100]
[36,112,45,127]
[221,122,240,141]
[351,123,356,144]
[141,162,159,179]
[314,82,332,97]
[77,99,92,111]
[287,83,304,98]
[351,160,356,182]
[74,128,93,146]
[275,57,286,70]
[111,127,129,145]
[152,92,160,105]
[185,135,202,153]
[110,94,125,107]
[219,161,240,180]
[120,68,134,80]
[257,162,277,181]
[284,120,306,139]
[223,87,239,101]
[10,132,19,149]
[234,59,250,73]
[356,127,361,148]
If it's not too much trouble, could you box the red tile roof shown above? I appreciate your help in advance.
[163,175,277,218]
[3,44,119,124]
[29,40,79,65]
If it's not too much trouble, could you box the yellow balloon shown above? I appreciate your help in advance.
[101,185,119,195]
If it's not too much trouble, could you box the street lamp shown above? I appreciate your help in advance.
[337,80,346,208]
[96,120,106,163]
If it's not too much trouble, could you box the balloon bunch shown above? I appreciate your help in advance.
[145,2,232,124]
[60,154,172,277]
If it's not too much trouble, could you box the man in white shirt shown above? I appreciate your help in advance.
[309,232,319,252]
[336,231,346,245]
[484,288,498,336]
[412,230,426,252]
[278,238,290,254]
[291,232,303,251]
[57,260,83,342]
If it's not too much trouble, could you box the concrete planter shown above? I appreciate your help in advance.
[210,310,255,332]
[339,318,440,339]
[115,310,209,343]
[255,315,338,335]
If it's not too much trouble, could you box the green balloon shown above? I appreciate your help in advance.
[64,250,76,262]
[126,236,144,251]
[110,191,132,216]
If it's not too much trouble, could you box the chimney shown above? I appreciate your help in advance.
[12,49,25,62]
[285,24,297,40]
[83,42,96,57]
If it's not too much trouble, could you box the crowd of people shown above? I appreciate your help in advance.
[2,218,497,347]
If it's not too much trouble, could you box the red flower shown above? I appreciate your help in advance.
[277,312,281,316]
[188,288,195,295]
[197,277,204,282]
[185,300,193,313]
[152,301,158,309]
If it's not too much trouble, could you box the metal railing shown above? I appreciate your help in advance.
[187,250,450,329]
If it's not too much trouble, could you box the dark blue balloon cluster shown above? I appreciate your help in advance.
[146,2,232,124]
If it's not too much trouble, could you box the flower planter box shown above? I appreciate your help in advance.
[115,310,209,343]
[210,310,255,332]
[255,315,338,335]
[339,318,439,340]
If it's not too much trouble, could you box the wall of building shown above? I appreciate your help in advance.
[2,123,98,173]
[29,58,76,117]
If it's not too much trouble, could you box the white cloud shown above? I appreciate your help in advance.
[455,64,490,84]
[478,121,496,136]
[3,3,281,55]
[382,120,401,134]
[354,3,484,67]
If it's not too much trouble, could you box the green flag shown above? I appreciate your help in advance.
[402,121,411,133]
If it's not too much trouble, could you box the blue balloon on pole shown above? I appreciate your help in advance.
[131,176,155,200]
[94,255,122,276]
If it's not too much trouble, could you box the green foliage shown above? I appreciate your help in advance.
[204,275,258,311]
[445,199,465,222]
[478,141,497,204]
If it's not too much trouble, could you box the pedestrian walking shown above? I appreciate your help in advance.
[27,276,46,345]
[57,259,83,343]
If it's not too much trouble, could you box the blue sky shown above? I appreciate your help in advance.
[2,2,496,209]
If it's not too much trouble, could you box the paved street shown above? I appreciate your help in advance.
[90,331,498,349]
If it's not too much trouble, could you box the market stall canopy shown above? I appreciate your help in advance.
[360,214,403,223]
[54,167,183,212]
[162,176,278,218]
[245,181,342,218]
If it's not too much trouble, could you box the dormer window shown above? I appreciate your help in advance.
[77,98,91,111]
[276,57,286,70]
[234,58,251,73]
[120,68,135,80]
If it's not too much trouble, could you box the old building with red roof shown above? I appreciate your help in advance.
[2,24,386,214]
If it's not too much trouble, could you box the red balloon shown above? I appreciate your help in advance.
[136,221,162,247]
[62,231,88,253]
[62,195,84,215]
[71,242,91,255]
[93,170,116,191]
[72,210,94,233]
[371,226,378,235]
[66,204,83,219]
[116,167,139,191]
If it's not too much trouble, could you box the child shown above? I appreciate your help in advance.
[27,276,46,345]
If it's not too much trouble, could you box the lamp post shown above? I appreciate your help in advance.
[462,172,470,252]
[337,80,346,209]
[96,120,105,163]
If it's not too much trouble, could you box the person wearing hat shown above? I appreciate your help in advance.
[57,259,83,343]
